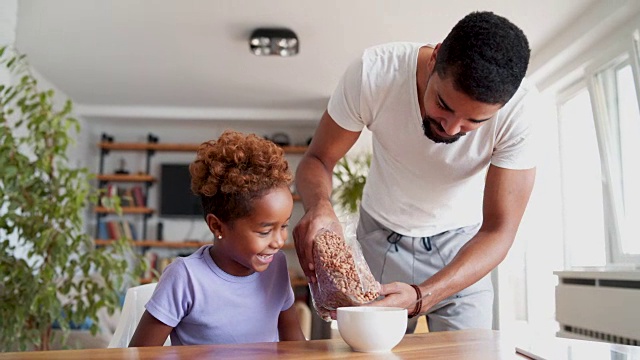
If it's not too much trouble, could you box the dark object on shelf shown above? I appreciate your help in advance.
[160,164,202,217]
[114,158,130,175]
[269,132,291,147]
[306,136,313,146]
[102,133,114,143]
[157,222,164,241]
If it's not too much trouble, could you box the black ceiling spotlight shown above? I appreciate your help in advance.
[249,28,299,57]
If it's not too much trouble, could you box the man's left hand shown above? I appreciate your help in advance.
[366,282,419,311]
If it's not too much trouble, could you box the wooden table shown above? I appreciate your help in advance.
[4,330,639,359]
[0,330,520,359]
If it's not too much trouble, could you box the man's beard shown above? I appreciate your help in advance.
[421,115,465,144]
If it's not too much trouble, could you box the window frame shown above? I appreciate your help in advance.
[561,32,640,265]
[556,82,608,267]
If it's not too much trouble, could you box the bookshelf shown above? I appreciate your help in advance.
[94,133,307,286]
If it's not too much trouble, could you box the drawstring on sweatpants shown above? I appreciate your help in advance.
[386,231,403,252]
[421,237,432,251]
[387,232,432,252]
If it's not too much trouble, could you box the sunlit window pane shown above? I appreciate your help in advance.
[615,65,640,255]
[558,90,606,267]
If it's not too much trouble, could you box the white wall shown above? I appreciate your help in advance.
[2,0,89,168]
[0,0,17,77]
[0,0,20,255]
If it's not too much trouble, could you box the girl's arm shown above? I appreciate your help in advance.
[129,310,173,347]
[278,305,306,341]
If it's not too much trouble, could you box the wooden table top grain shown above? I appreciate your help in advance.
[0,330,520,359]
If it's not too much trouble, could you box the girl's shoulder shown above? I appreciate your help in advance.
[157,246,212,284]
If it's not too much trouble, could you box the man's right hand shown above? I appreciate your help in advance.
[292,200,341,283]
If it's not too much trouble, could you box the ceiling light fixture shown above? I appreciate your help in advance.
[249,28,299,57]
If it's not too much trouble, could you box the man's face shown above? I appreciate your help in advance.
[421,72,503,144]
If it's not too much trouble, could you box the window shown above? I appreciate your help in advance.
[557,45,640,265]
[588,57,640,263]
[614,65,640,256]
[557,88,606,267]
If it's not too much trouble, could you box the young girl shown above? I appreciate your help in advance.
[129,130,305,346]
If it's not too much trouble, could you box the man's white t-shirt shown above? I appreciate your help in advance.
[328,42,539,237]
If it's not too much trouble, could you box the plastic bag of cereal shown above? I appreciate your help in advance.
[308,219,380,321]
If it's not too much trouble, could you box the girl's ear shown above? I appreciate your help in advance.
[206,214,224,238]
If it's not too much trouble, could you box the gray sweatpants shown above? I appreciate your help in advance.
[356,209,493,332]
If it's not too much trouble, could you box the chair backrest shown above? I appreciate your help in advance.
[108,283,170,348]
[294,301,312,340]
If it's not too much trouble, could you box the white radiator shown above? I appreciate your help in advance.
[555,269,640,346]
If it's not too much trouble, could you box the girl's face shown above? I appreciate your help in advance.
[208,186,293,277]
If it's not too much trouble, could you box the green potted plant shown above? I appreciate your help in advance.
[0,46,144,351]
[332,152,372,214]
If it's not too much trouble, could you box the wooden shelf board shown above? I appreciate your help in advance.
[281,145,307,154]
[95,239,209,248]
[94,206,154,214]
[99,142,307,154]
[290,278,308,287]
[96,174,155,182]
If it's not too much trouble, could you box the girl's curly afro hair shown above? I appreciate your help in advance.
[189,130,293,224]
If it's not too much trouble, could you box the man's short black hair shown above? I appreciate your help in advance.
[434,11,530,104]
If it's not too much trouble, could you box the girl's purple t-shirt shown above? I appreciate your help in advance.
[145,245,294,345]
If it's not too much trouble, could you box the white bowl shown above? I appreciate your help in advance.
[336,306,407,352]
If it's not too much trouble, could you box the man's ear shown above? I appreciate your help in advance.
[206,214,223,238]
[428,43,441,71]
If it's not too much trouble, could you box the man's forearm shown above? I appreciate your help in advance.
[295,154,334,211]
[418,229,514,311]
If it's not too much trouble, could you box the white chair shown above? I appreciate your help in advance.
[294,301,312,340]
[108,283,171,348]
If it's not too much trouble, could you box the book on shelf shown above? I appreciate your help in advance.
[103,220,137,241]
[97,222,109,240]
[119,187,134,207]
[128,221,138,240]
[122,220,133,240]
[131,185,145,206]
[143,251,157,279]
[100,184,146,207]
[106,221,120,239]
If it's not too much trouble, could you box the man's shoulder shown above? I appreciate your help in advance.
[519,77,539,94]
[359,42,426,78]
[502,77,541,112]
[363,42,425,57]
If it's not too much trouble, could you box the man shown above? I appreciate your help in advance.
[293,11,538,332]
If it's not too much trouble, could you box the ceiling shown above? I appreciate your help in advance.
[15,0,600,122]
